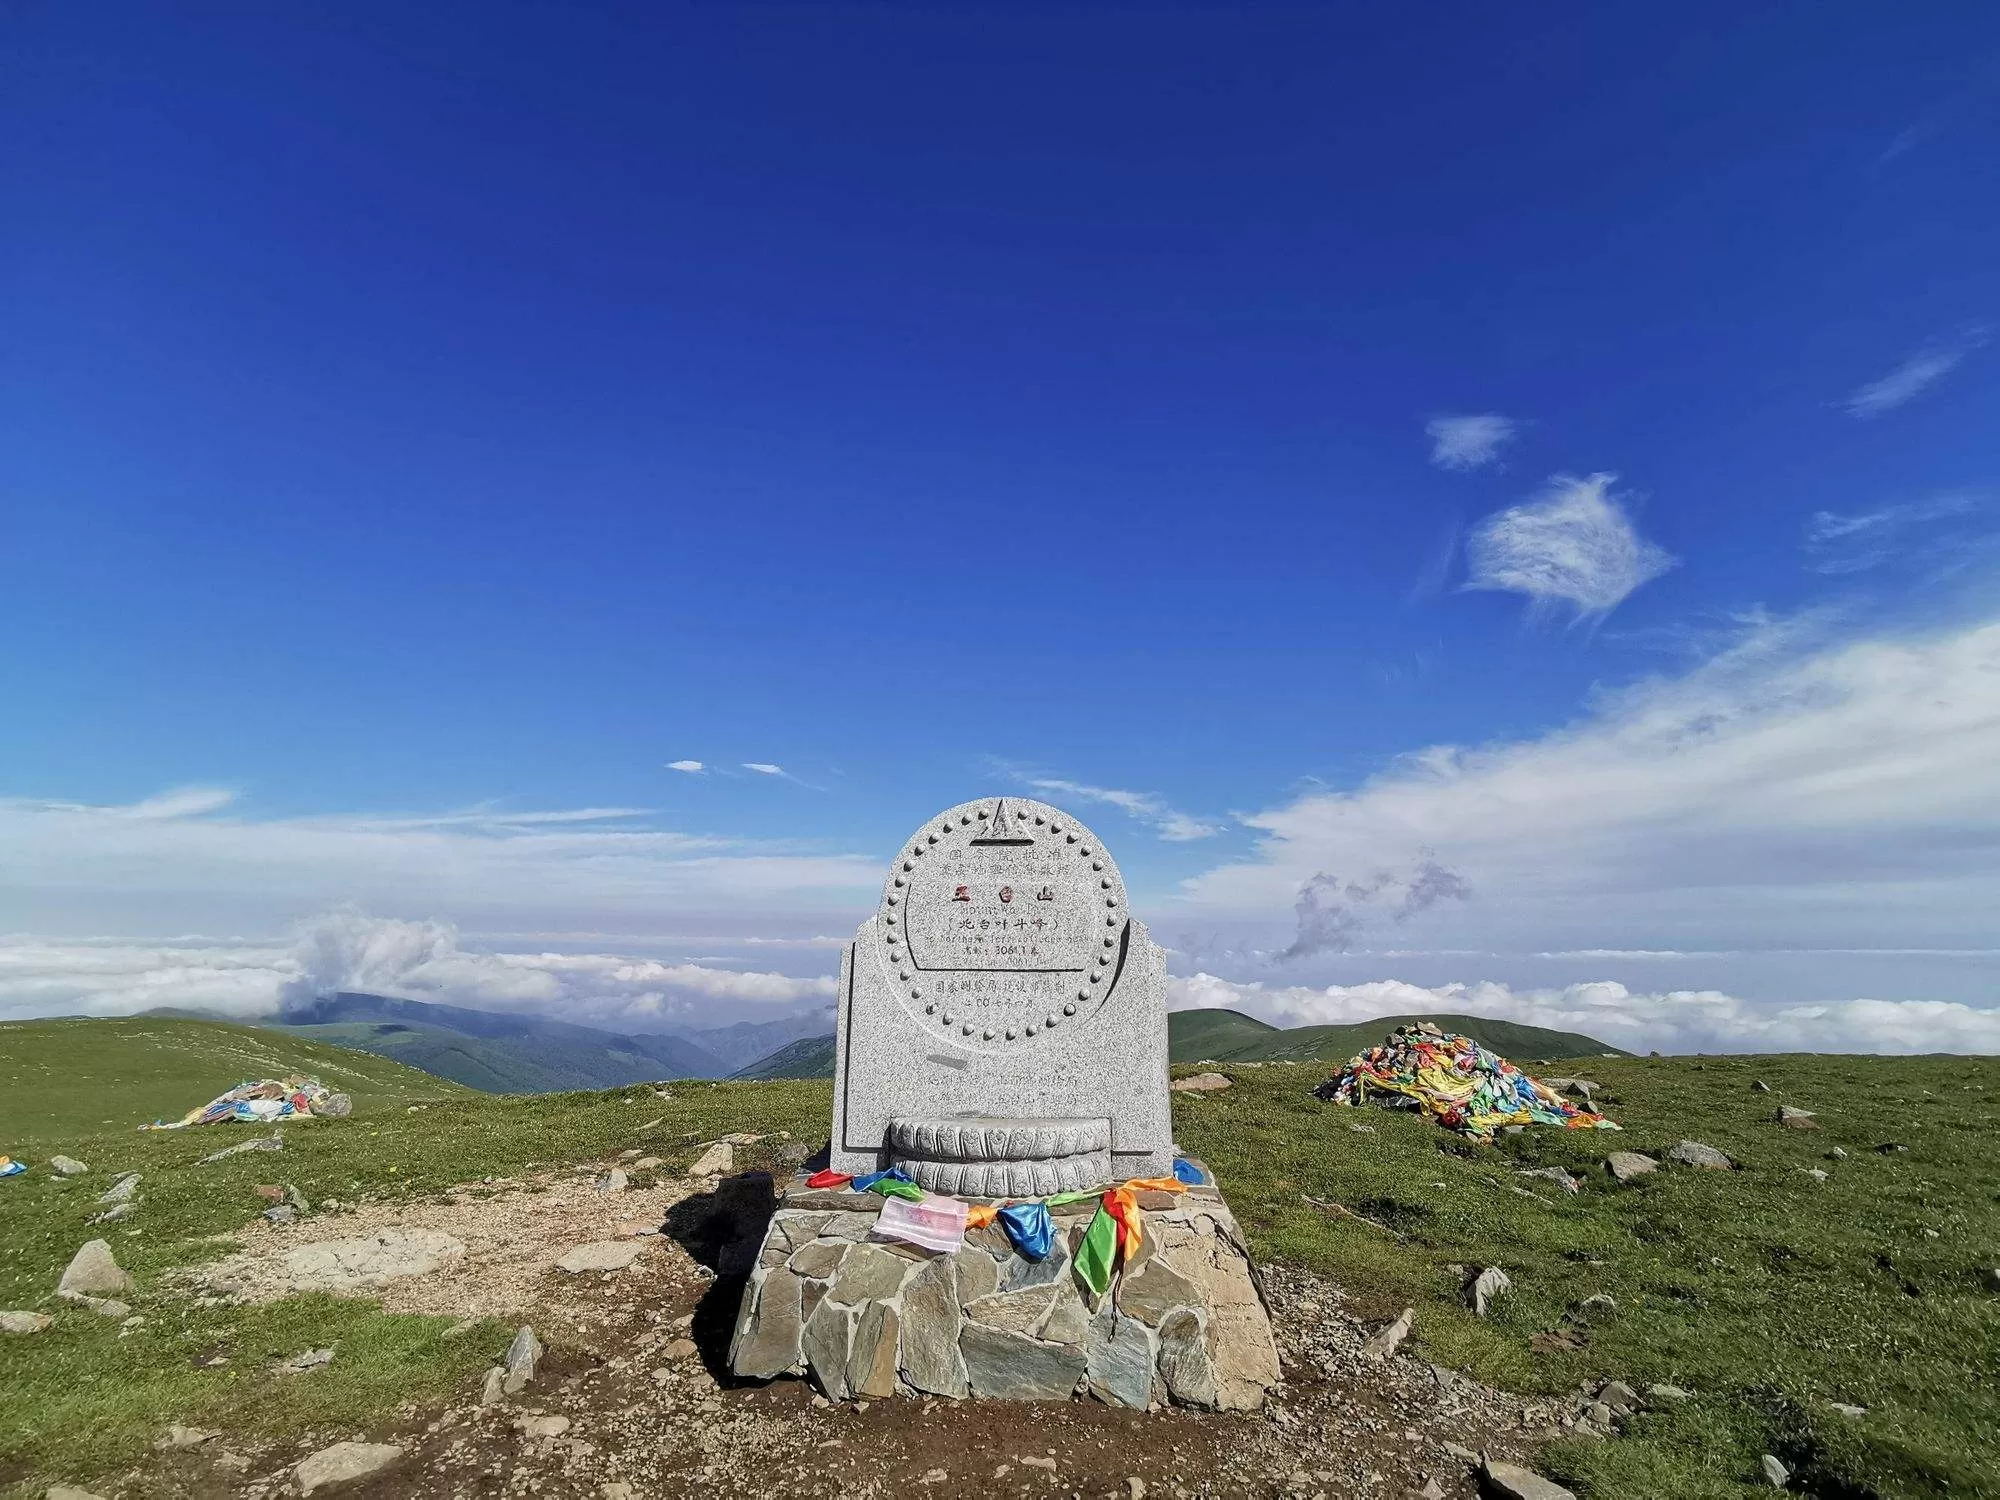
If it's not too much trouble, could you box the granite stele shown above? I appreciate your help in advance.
[728,797,1281,1410]
[831,795,1173,1192]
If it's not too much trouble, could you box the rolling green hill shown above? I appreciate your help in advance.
[1165,1007,1282,1062]
[0,1015,468,1146]
[730,1032,838,1080]
[1170,1009,1623,1064]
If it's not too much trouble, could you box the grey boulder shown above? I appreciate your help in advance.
[57,1239,132,1299]
[294,1441,404,1495]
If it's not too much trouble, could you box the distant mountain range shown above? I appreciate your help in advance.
[147,992,834,1095]
[726,1008,1624,1080]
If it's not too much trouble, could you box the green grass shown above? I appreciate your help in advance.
[0,1058,830,1496]
[0,1017,473,1149]
[1173,1051,2000,1499]
[2,1019,1994,1499]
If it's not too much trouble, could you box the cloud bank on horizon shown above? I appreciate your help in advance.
[6,603,2000,1054]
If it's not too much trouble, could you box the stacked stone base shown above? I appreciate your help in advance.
[727,1168,1279,1411]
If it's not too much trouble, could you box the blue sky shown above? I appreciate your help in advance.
[4,4,1999,1052]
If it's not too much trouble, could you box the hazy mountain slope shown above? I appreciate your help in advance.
[278,992,726,1089]
[730,1033,838,1080]
[669,1010,836,1073]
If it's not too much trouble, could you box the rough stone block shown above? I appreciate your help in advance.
[1085,1305,1156,1409]
[802,1298,858,1400]
[898,1258,967,1398]
[829,1244,910,1305]
[848,1301,900,1399]
[960,1323,1087,1401]
[1156,1308,1217,1408]
[966,1283,1061,1337]
[733,1269,804,1379]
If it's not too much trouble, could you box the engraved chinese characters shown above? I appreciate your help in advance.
[830,797,1173,1189]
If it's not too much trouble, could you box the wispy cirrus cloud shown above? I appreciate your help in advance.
[1842,329,1988,418]
[1182,610,2000,973]
[665,760,705,773]
[1805,493,1992,575]
[1425,413,1516,471]
[1021,776,1224,842]
[1464,472,1676,619]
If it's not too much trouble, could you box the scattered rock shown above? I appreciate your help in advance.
[1516,1167,1580,1194]
[1469,1267,1511,1317]
[503,1325,543,1394]
[479,1366,506,1405]
[1020,1455,1057,1472]
[1605,1152,1658,1183]
[77,1296,131,1318]
[49,1155,88,1176]
[155,1424,219,1450]
[1348,1123,1376,1134]
[1761,1453,1790,1487]
[1751,1080,1771,1093]
[720,1132,764,1146]
[87,1202,135,1225]
[602,1485,636,1500]
[1873,1142,1908,1153]
[1827,1147,1847,1160]
[1647,1383,1692,1401]
[631,1156,663,1171]
[198,1134,282,1164]
[1480,1456,1577,1500]
[95,1173,140,1207]
[45,1488,107,1500]
[1598,1379,1639,1413]
[57,1239,132,1299]
[0,1311,52,1334]
[1360,1307,1413,1361]
[594,1168,628,1194]
[1666,1141,1734,1170]
[1799,1169,1829,1183]
[285,1346,335,1372]
[665,1337,698,1361]
[1170,1072,1232,1093]
[689,1142,734,1177]
[264,1204,298,1224]
[1830,1402,1868,1418]
[1775,1106,1818,1129]
[294,1440,404,1495]
[516,1413,571,1439]
[1577,1294,1617,1319]
[556,1241,643,1274]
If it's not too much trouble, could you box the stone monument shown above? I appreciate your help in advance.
[727,796,1280,1411]
[830,795,1173,1194]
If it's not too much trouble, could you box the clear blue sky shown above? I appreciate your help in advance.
[4,5,1998,1052]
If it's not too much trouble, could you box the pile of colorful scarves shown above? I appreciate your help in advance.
[800,1155,1210,1295]
[139,1076,352,1130]
[1315,1024,1619,1142]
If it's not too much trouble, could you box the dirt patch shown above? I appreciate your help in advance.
[178,1167,700,1323]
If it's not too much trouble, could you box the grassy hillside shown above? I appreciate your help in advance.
[730,1032,837,1080]
[5,1021,1994,1500]
[1166,1006,1281,1062]
[0,1016,468,1147]
[1173,1008,1623,1064]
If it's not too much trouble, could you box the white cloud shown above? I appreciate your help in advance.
[1166,972,2000,1056]
[1182,611,2000,978]
[1843,331,1987,418]
[1804,493,1991,575]
[1426,414,1516,471]
[0,910,836,1030]
[1024,777,1224,842]
[666,760,705,773]
[1464,472,1676,618]
[742,763,785,776]
[0,791,878,937]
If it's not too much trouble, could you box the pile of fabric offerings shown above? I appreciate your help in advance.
[1314,1023,1618,1141]
[140,1076,352,1131]
[799,1155,1211,1295]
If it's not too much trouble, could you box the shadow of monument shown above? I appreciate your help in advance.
[661,1169,778,1381]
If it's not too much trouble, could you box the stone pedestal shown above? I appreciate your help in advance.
[727,1168,1281,1412]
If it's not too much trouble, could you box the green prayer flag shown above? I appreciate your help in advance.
[1074,1202,1118,1297]
[866,1177,925,1201]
